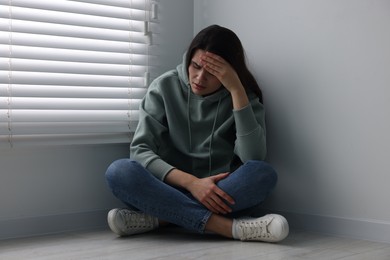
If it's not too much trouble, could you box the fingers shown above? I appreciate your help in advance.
[205,197,230,214]
[198,186,233,214]
[190,173,236,215]
[200,52,225,76]
[202,51,225,64]
[211,172,229,182]
[211,173,235,205]
[200,52,242,93]
[214,185,235,206]
[203,190,232,214]
[202,184,235,214]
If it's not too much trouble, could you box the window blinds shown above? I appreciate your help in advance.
[0,0,158,147]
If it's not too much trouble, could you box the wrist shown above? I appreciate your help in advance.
[165,168,197,190]
[182,174,198,191]
[230,87,249,110]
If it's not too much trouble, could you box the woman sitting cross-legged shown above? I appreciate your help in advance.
[105,25,289,242]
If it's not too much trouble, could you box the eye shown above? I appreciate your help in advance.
[191,61,201,69]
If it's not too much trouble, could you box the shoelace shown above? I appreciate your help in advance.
[121,211,154,229]
[238,218,272,240]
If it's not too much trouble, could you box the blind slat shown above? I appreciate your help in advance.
[0,5,148,28]
[76,0,148,10]
[0,1,149,19]
[1,29,151,46]
[0,45,149,64]
[0,58,148,77]
[0,97,141,110]
[0,84,147,98]
[0,18,144,39]
[0,71,145,87]
[0,32,149,54]
[0,122,139,135]
[0,110,140,122]
[0,133,133,147]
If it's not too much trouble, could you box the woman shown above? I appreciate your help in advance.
[105,25,289,242]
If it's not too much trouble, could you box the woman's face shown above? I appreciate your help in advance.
[188,49,222,96]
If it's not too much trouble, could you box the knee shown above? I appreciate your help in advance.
[245,160,278,189]
[105,158,126,184]
[105,159,144,188]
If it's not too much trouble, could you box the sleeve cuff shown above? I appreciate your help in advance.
[233,104,259,136]
[146,158,175,181]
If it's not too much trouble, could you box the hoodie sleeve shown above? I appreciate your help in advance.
[233,96,267,162]
[130,83,175,181]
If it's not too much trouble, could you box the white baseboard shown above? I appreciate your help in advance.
[0,209,109,240]
[280,210,390,243]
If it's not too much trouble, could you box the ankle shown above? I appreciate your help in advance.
[205,214,233,238]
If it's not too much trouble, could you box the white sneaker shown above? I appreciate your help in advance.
[107,208,159,236]
[234,214,289,242]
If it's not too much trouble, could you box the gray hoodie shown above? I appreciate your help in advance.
[130,55,267,181]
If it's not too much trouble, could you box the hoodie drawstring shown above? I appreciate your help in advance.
[187,87,222,176]
[187,88,192,152]
[208,97,221,175]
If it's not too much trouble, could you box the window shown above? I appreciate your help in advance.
[0,0,158,147]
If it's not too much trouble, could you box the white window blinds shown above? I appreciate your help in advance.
[0,0,158,147]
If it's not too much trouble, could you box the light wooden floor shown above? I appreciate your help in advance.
[0,227,389,260]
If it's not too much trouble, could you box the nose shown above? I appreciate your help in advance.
[197,68,208,81]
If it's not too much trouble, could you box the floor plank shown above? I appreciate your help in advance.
[0,227,389,260]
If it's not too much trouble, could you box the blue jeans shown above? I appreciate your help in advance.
[105,159,277,233]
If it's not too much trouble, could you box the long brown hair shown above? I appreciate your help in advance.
[186,25,263,103]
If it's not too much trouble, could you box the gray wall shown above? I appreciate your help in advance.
[195,0,390,242]
[2,0,390,243]
[0,0,194,239]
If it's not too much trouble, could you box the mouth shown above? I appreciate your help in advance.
[192,83,206,91]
